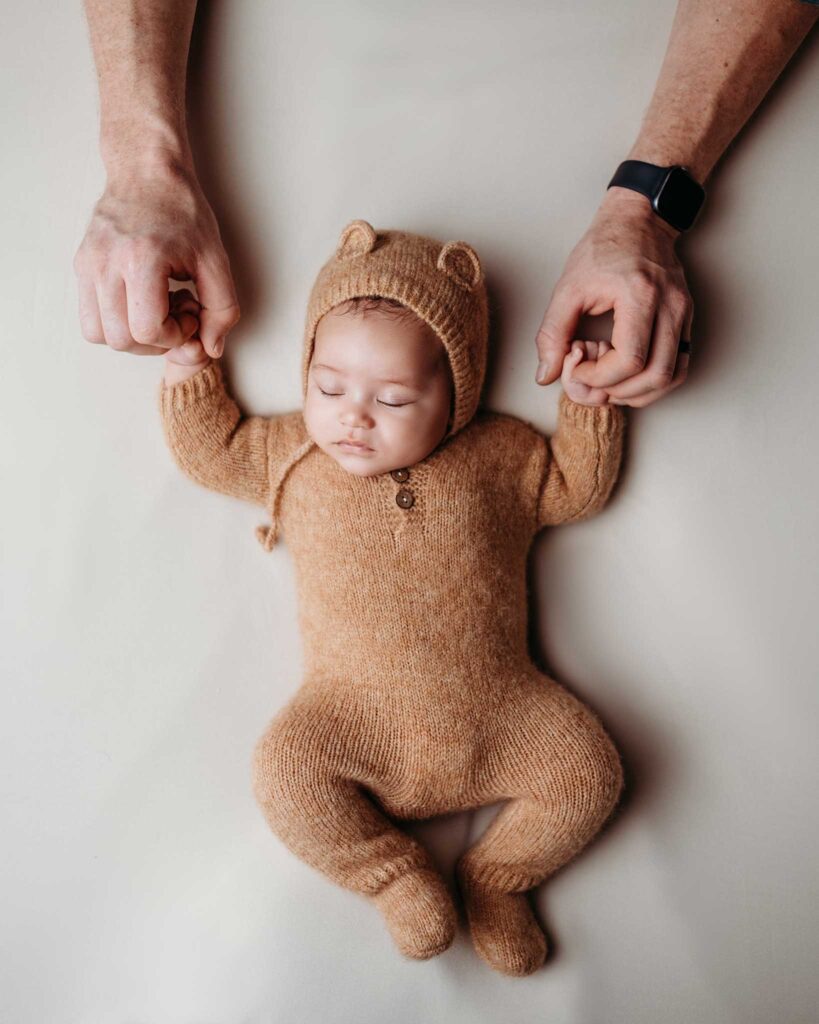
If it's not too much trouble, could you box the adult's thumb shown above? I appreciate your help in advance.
[534,287,582,386]
[196,259,241,358]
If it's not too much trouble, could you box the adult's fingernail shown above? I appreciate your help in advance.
[535,359,550,383]
[214,337,225,357]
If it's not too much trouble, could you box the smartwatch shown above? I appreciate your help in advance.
[607,160,705,232]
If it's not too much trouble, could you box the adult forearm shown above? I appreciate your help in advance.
[536,0,818,406]
[623,0,818,184]
[82,0,198,177]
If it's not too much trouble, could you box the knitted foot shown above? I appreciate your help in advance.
[456,863,548,977]
[371,868,458,960]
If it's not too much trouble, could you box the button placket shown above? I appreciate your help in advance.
[395,487,414,509]
[389,467,415,510]
[384,468,419,516]
[378,463,433,538]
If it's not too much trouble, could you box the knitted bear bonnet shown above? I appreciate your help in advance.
[302,218,490,441]
[256,218,490,551]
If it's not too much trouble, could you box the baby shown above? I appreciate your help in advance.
[158,219,626,977]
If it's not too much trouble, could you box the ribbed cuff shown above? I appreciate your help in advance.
[559,389,625,437]
[158,360,223,416]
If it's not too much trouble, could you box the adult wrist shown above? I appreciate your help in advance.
[101,117,194,183]
[103,150,199,198]
[605,153,707,235]
[597,186,682,241]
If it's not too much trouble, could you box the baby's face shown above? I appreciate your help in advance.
[303,304,453,477]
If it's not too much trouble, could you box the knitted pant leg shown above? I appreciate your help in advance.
[250,694,458,958]
[455,677,624,975]
[252,750,434,893]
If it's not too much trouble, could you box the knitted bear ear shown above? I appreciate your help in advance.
[437,241,482,292]
[336,219,378,260]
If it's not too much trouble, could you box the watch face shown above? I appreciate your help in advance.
[653,167,705,231]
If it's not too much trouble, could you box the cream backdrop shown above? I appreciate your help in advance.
[3,2,818,1022]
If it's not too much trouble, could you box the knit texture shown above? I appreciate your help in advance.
[157,221,627,975]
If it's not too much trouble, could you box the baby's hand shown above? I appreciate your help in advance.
[560,341,615,407]
[163,288,211,385]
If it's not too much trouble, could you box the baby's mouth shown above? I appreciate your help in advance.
[336,439,373,453]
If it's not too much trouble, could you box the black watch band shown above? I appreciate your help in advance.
[607,160,705,232]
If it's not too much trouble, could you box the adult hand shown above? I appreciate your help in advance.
[73,162,240,359]
[534,189,692,408]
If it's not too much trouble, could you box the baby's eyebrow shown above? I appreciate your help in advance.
[311,363,422,388]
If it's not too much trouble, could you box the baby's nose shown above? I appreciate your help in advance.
[341,404,374,428]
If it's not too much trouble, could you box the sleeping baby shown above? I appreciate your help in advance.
[158,219,627,977]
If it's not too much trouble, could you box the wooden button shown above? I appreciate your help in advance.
[390,468,410,482]
[395,487,414,509]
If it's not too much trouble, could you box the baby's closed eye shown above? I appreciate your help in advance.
[316,386,414,408]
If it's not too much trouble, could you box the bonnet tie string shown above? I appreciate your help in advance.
[255,438,316,551]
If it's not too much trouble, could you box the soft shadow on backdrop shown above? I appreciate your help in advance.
[2,1,818,1021]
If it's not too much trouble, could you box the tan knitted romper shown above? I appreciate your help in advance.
[158,221,626,977]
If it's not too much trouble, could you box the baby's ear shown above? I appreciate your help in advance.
[438,241,482,292]
[336,219,378,260]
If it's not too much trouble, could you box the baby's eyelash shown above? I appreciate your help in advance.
[318,386,411,408]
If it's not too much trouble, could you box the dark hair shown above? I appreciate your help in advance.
[332,295,445,359]
[332,295,419,324]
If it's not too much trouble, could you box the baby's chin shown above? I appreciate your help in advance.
[317,438,437,477]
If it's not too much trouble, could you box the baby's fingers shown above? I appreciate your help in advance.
[561,341,585,378]
[174,311,200,340]
[167,288,202,344]
[576,339,610,361]
[158,312,199,353]
[165,338,208,366]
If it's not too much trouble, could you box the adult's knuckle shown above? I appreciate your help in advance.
[630,269,658,303]
[667,290,689,320]
[120,237,158,274]
[536,316,564,346]
[131,320,161,345]
[664,290,684,316]
[652,367,676,389]
[558,277,582,301]
[106,333,133,352]
[624,351,647,374]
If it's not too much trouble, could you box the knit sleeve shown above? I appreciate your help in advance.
[533,392,626,529]
[157,360,284,507]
